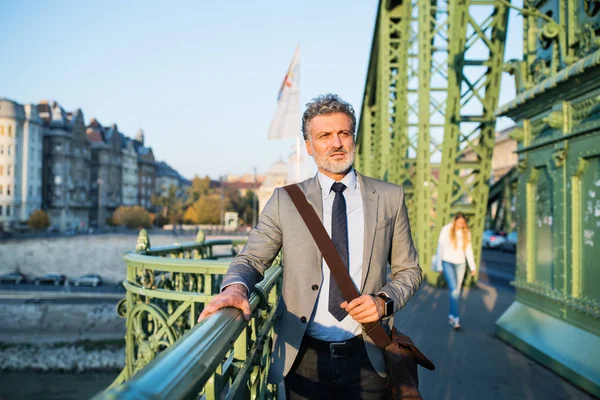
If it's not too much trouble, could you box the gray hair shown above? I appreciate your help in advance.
[301,94,356,140]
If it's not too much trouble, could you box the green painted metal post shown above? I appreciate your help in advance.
[495,1,600,395]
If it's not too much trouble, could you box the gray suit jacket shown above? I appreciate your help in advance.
[221,171,422,384]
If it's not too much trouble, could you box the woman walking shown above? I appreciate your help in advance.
[436,212,477,330]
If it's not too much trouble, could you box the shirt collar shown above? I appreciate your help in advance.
[317,168,358,200]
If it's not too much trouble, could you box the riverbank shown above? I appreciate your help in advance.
[0,341,124,372]
[0,301,126,373]
[0,303,125,344]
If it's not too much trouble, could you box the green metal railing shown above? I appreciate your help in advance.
[95,229,282,399]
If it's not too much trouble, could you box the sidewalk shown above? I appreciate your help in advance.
[396,281,595,400]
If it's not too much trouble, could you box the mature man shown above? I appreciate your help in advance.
[199,94,422,399]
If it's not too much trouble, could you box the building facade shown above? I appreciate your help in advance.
[1,97,187,231]
[0,99,44,230]
[155,161,181,198]
[489,127,518,184]
[120,134,139,207]
[134,130,157,210]
[86,120,123,228]
[39,101,92,231]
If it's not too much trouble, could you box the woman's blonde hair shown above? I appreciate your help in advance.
[450,212,471,251]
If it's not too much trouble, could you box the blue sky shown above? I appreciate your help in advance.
[0,1,523,179]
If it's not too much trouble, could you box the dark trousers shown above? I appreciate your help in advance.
[284,334,387,400]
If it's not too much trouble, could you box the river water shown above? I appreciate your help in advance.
[0,372,117,400]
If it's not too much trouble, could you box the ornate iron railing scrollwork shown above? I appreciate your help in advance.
[95,264,282,400]
[100,230,282,398]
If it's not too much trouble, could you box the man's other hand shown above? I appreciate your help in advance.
[341,294,383,323]
[197,284,251,322]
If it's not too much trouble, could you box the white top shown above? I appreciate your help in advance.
[436,223,476,272]
[306,169,364,342]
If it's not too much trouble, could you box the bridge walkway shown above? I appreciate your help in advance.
[400,281,593,400]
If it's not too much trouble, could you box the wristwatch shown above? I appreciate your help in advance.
[376,293,394,319]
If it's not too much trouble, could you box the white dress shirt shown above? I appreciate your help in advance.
[306,169,364,342]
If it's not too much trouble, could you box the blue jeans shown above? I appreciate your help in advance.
[442,261,467,318]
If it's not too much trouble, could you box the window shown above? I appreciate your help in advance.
[0,185,2,194]
[7,185,11,195]
[0,166,3,175]
[8,126,12,137]
[0,205,2,215]
[7,146,11,155]
[0,145,3,155]
[7,165,11,176]
[6,205,10,216]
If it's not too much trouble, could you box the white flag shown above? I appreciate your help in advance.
[267,46,300,140]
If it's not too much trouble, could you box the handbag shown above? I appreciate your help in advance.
[283,184,435,400]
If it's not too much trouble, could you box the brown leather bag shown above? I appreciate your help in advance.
[284,184,435,399]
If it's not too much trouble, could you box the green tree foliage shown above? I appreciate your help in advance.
[187,176,212,205]
[179,175,257,227]
[112,206,152,229]
[152,185,184,226]
[28,209,51,231]
[184,194,227,224]
[227,189,255,226]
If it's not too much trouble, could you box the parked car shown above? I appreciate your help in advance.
[500,231,518,252]
[0,272,26,284]
[72,274,103,287]
[34,274,67,286]
[482,230,506,249]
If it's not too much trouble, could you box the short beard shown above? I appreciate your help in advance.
[310,145,355,175]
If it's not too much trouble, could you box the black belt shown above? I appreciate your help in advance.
[304,335,366,358]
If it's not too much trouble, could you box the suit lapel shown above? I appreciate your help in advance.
[303,175,323,221]
[358,173,378,292]
[300,175,324,277]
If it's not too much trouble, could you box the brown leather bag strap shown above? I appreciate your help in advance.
[283,184,392,349]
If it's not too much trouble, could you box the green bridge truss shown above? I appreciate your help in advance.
[354,0,511,285]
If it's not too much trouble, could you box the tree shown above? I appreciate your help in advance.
[112,206,152,229]
[227,189,255,227]
[28,210,50,231]
[186,175,212,205]
[152,185,184,226]
[184,194,226,224]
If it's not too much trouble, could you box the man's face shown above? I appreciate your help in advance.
[305,113,355,176]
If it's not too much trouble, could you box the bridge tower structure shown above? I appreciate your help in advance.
[495,0,600,396]
[354,0,511,284]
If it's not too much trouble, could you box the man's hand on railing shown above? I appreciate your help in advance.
[197,284,252,322]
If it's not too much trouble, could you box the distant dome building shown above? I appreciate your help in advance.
[257,160,288,215]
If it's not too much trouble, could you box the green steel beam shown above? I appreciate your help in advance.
[357,0,511,284]
[431,0,510,284]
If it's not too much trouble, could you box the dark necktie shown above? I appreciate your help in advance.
[329,182,349,321]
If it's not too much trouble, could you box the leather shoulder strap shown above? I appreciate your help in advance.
[283,183,392,348]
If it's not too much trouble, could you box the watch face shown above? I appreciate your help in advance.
[385,300,393,317]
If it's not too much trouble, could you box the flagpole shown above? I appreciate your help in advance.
[266,45,301,183]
